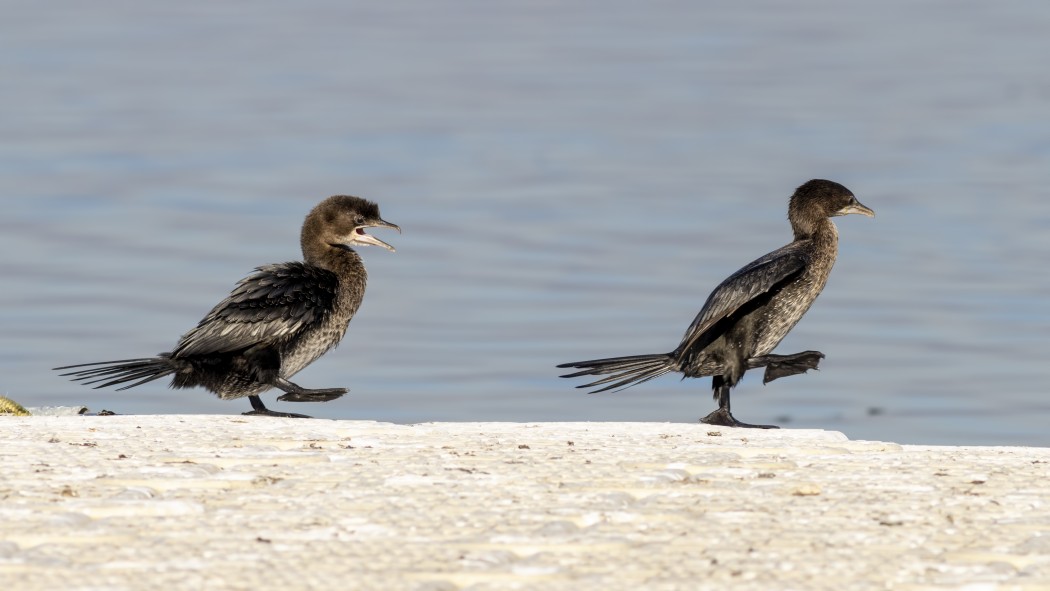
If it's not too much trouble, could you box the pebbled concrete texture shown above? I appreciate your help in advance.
[0,416,1048,591]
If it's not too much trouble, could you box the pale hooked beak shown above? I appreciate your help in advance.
[835,200,875,218]
[350,218,401,252]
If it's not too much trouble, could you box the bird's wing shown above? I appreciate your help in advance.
[675,241,809,356]
[171,262,340,357]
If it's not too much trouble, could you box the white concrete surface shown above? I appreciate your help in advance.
[1,416,1048,590]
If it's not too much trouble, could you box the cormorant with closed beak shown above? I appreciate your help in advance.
[558,179,873,428]
[55,195,399,418]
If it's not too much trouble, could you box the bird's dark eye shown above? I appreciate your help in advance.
[354,215,365,225]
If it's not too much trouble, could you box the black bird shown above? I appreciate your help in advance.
[55,196,399,418]
[558,179,873,428]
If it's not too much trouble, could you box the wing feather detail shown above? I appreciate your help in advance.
[172,262,339,357]
[676,241,809,356]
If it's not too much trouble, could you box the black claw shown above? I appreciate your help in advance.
[758,351,825,384]
[245,394,314,418]
[700,407,779,429]
[277,388,347,403]
[242,409,314,419]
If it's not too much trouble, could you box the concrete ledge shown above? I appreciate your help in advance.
[1,416,1048,590]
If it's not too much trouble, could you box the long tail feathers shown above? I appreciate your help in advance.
[53,357,175,391]
[557,353,676,393]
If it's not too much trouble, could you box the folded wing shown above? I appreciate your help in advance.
[172,262,340,357]
[675,241,810,357]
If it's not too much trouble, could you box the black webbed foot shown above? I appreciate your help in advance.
[243,409,314,418]
[749,351,825,384]
[277,388,348,403]
[243,395,313,418]
[271,377,348,402]
[700,407,779,429]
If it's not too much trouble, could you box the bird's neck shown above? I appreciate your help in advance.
[793,217,838,245]
[300,240,365,280]
[313,243,365,274]
[307,244,369,315]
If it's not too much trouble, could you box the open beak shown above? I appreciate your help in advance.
[836,200,875,218]
[351,218,401,252]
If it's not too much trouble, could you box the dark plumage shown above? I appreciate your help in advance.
[558,179,873,428]
[55,195,399,418]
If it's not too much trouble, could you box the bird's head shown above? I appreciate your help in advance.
[789,179,873,238]
[302,195,401,256]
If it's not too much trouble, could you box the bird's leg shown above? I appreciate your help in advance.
[272,377,348,403]
[244,348,347,403]
[242,394,313,419]
[748,351,824,384]
[699,375,779,429]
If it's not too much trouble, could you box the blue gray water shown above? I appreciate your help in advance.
[3,1,1049,446]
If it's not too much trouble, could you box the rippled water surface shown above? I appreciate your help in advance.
[3,1,1049,445]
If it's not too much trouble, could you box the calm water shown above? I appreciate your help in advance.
[3,1,1049,446]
